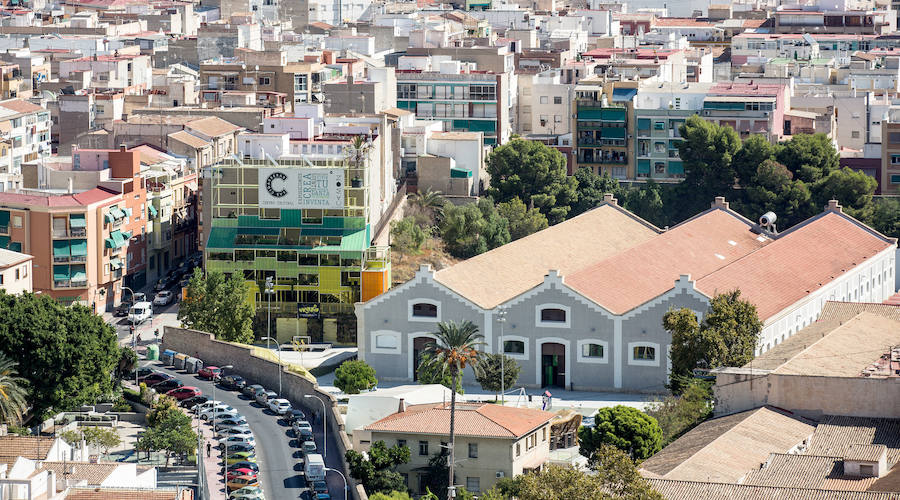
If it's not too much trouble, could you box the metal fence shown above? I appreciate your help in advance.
[197,436,211,500]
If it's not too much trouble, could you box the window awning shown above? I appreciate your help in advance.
[104,213,115,223]
[53,265,69,281]
[148,205,158,217]
[110,207,125,219]
[69,214,86,228]
[0,210,9,227]
[0,235,9,248]
[71,269,86,282]
[123,208,133,218]
[70,239,88,257]
[105,230,127,248]
[53,239,70,257]
[121,231,132,241]
[110,257,123,270]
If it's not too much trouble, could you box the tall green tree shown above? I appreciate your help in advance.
[136,410,197,466]
[334,360,378,394]
[346,440,411,495]
[663,290,763,391]
[0,292,120,419]
[496,197,548,240]
[570,168,623,217]
[485,139,577,223]
[474,353,521,399]
[622,181,667,228]
[178,269,254,343]
[439,199,510,259]
[645,379,713,444]
[390,216,428,260]
[812,167,878,220]
[0,353,28,424]
[776,133,839,183]
[869,197,900,240]
[589,443,664,498]
[417,353,463,393]
[731,159,815,229]
[578,406,663,461]
[408,189,446,226]
[676,115,741,215]
[732,134,777,186]
[511,462,662,500]
[421,321,485,493]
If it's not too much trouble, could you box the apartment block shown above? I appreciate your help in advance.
[700,82,789,142]
[572,78,636,179]
[0,99,51,191]
[881,120,900,195]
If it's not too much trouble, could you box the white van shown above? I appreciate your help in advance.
[128,301,153,324]
[304,453,325,481]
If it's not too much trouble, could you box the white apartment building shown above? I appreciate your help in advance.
[517,69,574,137]
[0,99,51,192]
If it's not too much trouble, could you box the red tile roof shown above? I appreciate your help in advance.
[696,211,896,320]
[0,99,43,115]
[0,187,118,208]
[567,208,768,315]
[365,403,554,439]
[654,17,715,27]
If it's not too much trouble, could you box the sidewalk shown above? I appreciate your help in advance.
[199,420,228,500]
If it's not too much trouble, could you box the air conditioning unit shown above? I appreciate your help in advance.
[703,111,710,116]
[763,111,769,116]
[496,471,505,478]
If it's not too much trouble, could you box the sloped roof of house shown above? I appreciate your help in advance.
[0,436,55,467]
[647,479,900,500]
[38,461,120,486]
[741,453,880,491]
[433,200,660,309]
[184,116,242,138]
[818,301,900,323]
[365,402,554,439]
[639,406,815,483]
[168,130,211,149]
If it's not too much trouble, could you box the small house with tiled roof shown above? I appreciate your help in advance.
[360,402,554,495]
[357,196,896,392]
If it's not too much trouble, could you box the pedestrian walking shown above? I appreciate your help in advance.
[206,441,211,458]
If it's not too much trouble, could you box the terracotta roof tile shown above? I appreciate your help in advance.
[168,130,211,149]
[696,212,896,321]
[845,444,887,462]
[648,479,900,499]
[806,416,900,465]
[0,99,44,115]
[0,436,55,467]
[365,403,554,439]
[38,461,119,485]
[818,301,900,323]
[742,453,879,491]
[568,208,767,314]
[64,487,182,500]
[433,203,659,309]
[185,116,242,138]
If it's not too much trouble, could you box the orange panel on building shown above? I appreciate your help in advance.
[361,270,388,302]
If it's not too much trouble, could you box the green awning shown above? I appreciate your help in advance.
[69,214,86,228]
[53,240,70,257]
[53,265,69,281]
[110,257,123,270]
[110,207,125,219]
[668,161,684,175]
[123,208,132,218]
[0,235,9,248]
[148,205,158,217]
[8,242,21,252]
[104,213,114,223]
[637,159,651,174]
[70,239,88,257]
[602,128,626,139]
[70,268,86,282]
[450,167,472,179]
[105,230,127,248]
[121,231,132,241]
[0,210,9,227]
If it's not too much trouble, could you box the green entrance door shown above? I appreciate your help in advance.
[541,343,566,387]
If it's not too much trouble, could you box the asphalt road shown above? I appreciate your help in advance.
[144,359,349,500]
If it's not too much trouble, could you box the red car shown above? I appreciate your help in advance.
[166,386,202,400]
[227,468,257,481]
[198,366,222,380]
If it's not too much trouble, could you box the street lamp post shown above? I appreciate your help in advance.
[214,364,233,494]
[325,467,348,500]
[264,277,274,351]
[497,307,507,405]
[261,336,282,395]
[304,394,327,459]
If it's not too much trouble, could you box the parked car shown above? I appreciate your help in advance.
[221,435,256,448]
[167,386,201,400]
[132,292,148,303]
[115,302,132,316]
[224,442,256,454]
[193,400,225,412]
[229,486,265,500]
[222,375,247,390]
[180,395,209,409]
[316,494,331,500]
[227,468,258,481]
[130,367,156,379]
[227,474,259,492]
[201,409,240,422]
[198,405,236,419]
[198,366,223,380]
[151,379,184,393]
[226,452,257,465]
[153,290,174,306]
[268,398,292,415]
[302,440,317,455]
[313,481,328,494]
[218,426,253,438]
[216,417,249,430]
[139,372,173,385]
[285,409,306,424]
[255,390,277,406]
[128,301,153,324]
[243,384,264,398]
[292,420,313,434]
[227,462,259,474]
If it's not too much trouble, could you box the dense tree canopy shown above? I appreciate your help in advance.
[496,197,548,240]
[485,139,577,223]
[497,460,663,500]
[178,269,254,343]
[677,115,742,215]
[439,198,510,258]
[776,133,840,183]
[0,291,121,419]
[578,406,663,461]
[474,353,521,398]
[334,360,378,394]
[346,440,411,495]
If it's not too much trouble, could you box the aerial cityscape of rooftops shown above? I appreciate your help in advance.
[0,0,899,497]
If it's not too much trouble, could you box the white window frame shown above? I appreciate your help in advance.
[628,341,660,367]
[535,303,571,328]
[500,335,529,360]
[370,330,401,354]
[576,338,609,364]
[408,298,441,322]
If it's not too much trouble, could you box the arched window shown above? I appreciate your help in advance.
[541,308,567,322]
[628,341,660,367]
[412,303,437,317]
[633,345,655,360]
[582,344,604,358]
[504,340,525,354]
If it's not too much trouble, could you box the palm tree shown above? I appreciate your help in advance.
[421,321,486,495]
[409,188,446,225]
[0,353,28,425]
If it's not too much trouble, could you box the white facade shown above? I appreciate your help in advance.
[0,250,32,295]
[518,70,574,136]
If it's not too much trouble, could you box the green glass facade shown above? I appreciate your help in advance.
[397,79,500,145]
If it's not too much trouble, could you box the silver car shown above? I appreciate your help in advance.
[255,390,277,405]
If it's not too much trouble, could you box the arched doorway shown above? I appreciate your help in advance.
[412,337,432,381]
[541,342,566,388]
